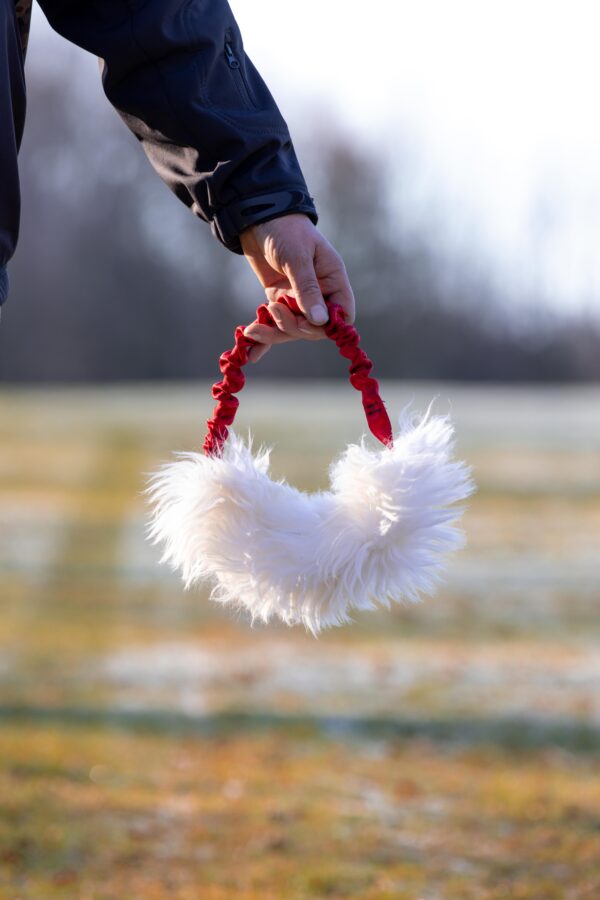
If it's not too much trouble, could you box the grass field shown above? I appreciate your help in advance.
[0,382,599,898]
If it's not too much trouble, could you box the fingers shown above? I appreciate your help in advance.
[241,215,356,328]
[242,301,327,363]
[247,343,270,364]
[243,322,295,347]
[283,243,355,327]
[314,242,356,324]
[240,216,356,367]
[264,284,289,304]
[241,321,293,366]
[283,253,329,326]
[269,301,325,339]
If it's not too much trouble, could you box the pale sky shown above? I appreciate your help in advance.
[234,0,600,313]
[31,1,600,313]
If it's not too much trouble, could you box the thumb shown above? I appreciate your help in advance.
[284,255,329,325]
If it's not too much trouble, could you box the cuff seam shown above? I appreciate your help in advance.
[212,188,318,253]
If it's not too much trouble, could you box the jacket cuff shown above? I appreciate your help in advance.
[211,188,318,254]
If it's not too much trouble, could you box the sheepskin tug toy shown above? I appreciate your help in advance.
[146,295,475,636]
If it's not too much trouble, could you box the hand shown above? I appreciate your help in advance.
[240,213,355,363]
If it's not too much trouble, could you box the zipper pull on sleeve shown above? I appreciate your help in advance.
[224,39,240,69]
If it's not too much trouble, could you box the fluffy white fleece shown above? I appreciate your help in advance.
[146,405,475,635]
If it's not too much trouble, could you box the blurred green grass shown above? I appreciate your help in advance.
[1,382,599,898]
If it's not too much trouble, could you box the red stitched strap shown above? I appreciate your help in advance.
[203,296,393,456]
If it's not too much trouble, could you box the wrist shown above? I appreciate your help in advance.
[212,188,318,254]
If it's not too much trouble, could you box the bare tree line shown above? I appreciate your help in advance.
[0,54,598,383]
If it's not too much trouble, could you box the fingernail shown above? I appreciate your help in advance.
[310,305,328,325]
[298,323,314,334]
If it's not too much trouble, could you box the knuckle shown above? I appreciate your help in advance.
[266,285,290,301]
[301,328,327,340]
[288,246,314,264]
[326,246,344,268]
[285,252,315,277]
[297,278,322,297]
[270,310,288,332]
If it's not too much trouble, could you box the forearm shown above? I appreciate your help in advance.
[37,0,317,252]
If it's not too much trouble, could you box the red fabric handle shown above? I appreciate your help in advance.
[203,296,393,456]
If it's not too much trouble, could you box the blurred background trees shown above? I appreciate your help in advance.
[1,41,599,383]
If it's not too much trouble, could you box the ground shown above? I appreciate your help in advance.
[0,382,599,898]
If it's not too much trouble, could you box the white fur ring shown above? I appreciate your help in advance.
[146,298,475,635]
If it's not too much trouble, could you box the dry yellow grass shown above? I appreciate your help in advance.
[0,383,599,898]
[1,725,599,899]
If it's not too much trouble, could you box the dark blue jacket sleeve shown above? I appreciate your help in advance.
[0,0,26,295]
[37,0,318,253]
